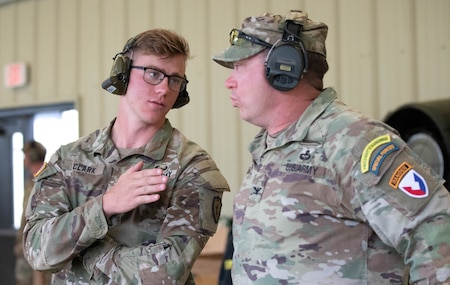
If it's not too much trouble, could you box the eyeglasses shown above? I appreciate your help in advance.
[131,66,188,92]
[229,29,273,48]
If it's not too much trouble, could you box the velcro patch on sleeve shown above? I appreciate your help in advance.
[369,142,399,175]
[389,162,429,198]
[361,134,391,173]
[388,162,412,189]
[355,146,443,217]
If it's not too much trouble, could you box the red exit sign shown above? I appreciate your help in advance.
[4,62,27,88]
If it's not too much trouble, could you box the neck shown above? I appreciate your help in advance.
[29,162,44,176]
[111,115,164,149]
[266,84,321,135]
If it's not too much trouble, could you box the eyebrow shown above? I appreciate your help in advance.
[144,65,184,78]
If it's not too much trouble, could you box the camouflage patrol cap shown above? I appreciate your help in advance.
[212,10,328,69]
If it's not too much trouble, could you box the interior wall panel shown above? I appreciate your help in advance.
[336,0,377,118]
[15,1,35,105]
[416,0,450,102]
[35,0,56,100]
[376,0,417,119]
[56,0,78,100]
[77,0,103,137]
[0,4,17,106]
[0,0,449,218]
[176,0,211,149]
[98,0,129,127]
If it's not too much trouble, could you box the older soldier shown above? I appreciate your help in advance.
[23,29,229,285]
[212,10,450,284]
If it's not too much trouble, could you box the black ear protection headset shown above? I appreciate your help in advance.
[265,18,308,91]
[101,36,190,108]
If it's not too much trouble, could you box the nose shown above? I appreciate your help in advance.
[224,72,235,90]
[154,77,171,94]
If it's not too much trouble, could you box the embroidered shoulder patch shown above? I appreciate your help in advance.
[361,134,391,173]
[389,162,412,188]
[398,169,429,198]
[389,162,429,199]
[369,142,399,175]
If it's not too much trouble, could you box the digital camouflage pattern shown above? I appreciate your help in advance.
[232,88,450,284]
[23,119,230,285]
[212,10,328,69]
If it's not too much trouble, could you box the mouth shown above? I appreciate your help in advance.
[229,95,238,107]
[149,100,166,108]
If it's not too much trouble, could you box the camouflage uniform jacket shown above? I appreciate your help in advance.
[23,119,230,285]
[232,88,450,285]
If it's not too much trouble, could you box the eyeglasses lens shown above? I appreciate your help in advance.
[143,69,186,92]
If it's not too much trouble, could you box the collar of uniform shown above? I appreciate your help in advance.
[141,119,174,160]
[91,120,116,157]
[248,88,337,157]
[294,87,337,140]
[91,118,174,161]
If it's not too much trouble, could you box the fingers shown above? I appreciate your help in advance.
[102,163,169,217]
[127,161,165,175]
[142,174,167,191]
[139,193,161,205]
[125,162,167,192]
[130,162,165,180]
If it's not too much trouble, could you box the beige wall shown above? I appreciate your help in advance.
[1,0,449,217]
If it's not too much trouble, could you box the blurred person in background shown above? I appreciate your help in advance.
[15,140,51,285]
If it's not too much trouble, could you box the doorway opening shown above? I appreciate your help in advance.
[11,109,79,229]
[0,102,78,285]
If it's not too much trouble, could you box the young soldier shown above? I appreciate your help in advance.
[24,29,229,284]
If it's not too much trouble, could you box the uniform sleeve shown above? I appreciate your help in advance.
[83,154,230,284]
[353,137,450,284]
[23,158,109,272]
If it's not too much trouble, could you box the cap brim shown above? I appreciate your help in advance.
[212,45,266,69]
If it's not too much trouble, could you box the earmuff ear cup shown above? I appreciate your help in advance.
[102,36,137,95]
[265,42,306,91]
[173,88,190,108]
[101,54,132,95]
